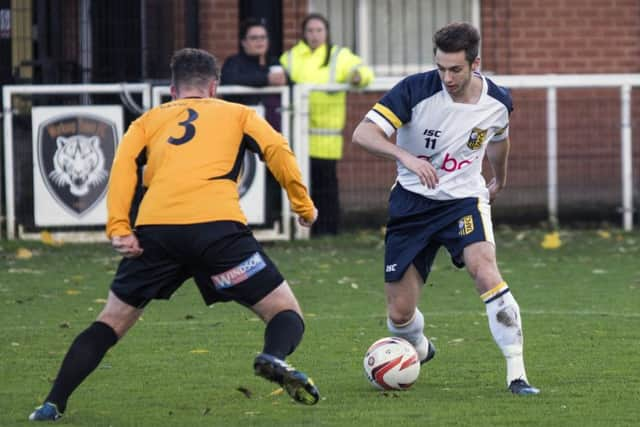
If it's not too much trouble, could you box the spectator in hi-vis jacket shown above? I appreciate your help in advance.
[281,13,374,235]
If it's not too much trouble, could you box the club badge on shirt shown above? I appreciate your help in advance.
[467,127,488,150]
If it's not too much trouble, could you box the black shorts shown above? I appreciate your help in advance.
[384,184,494,283]
[110,221,284,308]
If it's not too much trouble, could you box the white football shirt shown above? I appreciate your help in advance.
[366,70,512,202]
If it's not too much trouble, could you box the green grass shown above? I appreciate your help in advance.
[1,228,639,426]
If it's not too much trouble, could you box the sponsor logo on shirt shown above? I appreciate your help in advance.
[441,152,478,172]
[458,215,475,236]
[211,252,266,289]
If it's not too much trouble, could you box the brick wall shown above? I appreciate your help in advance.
[197,0,308,66]
[481,0,640,74]
[282,0,309,50]
[194,0,640,224]
[198,0,238,65]
[195,0,640,76]
[479,1,640,222]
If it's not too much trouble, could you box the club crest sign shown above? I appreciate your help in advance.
[467,127,488,150]
[32,106,123,226]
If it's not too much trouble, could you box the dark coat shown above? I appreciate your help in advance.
[220,51,284,131]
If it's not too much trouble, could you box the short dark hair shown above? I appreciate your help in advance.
[170,48,219,91]
[240,17,268,40]
[433,22,480,64]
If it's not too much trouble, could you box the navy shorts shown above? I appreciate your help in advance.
[384,183,494,283]
[110,221,284,308]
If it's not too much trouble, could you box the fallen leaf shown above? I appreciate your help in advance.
[93,298,108,304]
[596,230,611,239]
[8,268,43,274]
[41,231,63,246]
[201,408,211,416]
[189,349,209,354]
[65,289,81,295]
[541,232,562,249]
[15,248,33,259]
[269,388,284,396]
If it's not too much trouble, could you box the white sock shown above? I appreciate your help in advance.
[481,282,528,385]
[387,308,428,359]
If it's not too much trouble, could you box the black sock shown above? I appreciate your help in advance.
[262,310,305,360]
[45,321,118,413]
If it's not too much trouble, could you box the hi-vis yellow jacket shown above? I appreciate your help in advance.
[280,41,374,159]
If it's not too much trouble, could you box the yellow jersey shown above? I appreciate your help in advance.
[106,97,314,237]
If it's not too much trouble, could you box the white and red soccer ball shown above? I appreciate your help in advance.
[363,337,421,390]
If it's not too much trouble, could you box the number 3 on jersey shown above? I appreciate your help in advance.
[168,108,198,145]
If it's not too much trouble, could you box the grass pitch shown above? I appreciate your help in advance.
[1,228,639,426]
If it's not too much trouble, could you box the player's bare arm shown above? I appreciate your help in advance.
[486,136,510,201]
[352,119,439,189]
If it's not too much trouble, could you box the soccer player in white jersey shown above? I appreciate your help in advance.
[352,22,539,395]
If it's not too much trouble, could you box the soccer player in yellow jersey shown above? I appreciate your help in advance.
[29,48,319,422]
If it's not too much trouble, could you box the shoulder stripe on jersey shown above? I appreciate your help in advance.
[372,103,402,129]
[375,70,442,127]
[486,78,513,113]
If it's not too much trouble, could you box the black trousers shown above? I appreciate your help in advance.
[310,158,340,235]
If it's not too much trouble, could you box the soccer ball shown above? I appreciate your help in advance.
[363,337,420,390]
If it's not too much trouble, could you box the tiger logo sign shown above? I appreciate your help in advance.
[37,115,117,217]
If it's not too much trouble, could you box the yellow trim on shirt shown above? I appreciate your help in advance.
[373,103,402,129]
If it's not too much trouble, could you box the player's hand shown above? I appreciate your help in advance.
[350,70,362,86]
[402,154,439,189]
[111,234,144,258]
[268,70,287,86]
[487,177,505,202]
[298,208,318,228]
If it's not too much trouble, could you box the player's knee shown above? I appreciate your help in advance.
[387,306,415,325]
[252,281,302,323]
[469,263,502,290]
[97,311,140,338]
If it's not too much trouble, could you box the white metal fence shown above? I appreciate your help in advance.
[294,74,638,231]
[2,74,638,241]
[2,83,151,241]
[1,84,298,241]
